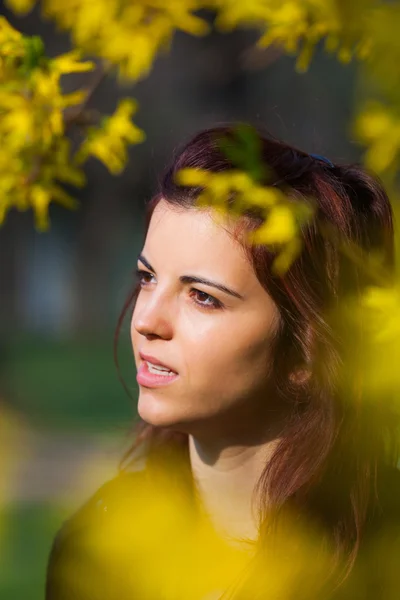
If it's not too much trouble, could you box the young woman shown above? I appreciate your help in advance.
[46,125,400,600]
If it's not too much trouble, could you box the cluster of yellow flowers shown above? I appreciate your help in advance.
[354,100,400,177]
[74,98,145,174]
[0,17,145,230]
[0,17,91,229]
[207,0,373,72]
[328,279,400,409]
[7,0,376,76]
[8,0,210,82]
[358,283,400,395]
[2,0,400,227]
[175,166,315,275]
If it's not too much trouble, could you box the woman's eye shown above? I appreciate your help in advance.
[135,269,154,285]
[135,269,222,310]
[191,289,222,310]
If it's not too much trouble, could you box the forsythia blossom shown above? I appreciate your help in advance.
[361,284,400,345]
[75,98,146,174]
[0,18,96,229]
[209,0,373,72]
[6,0,376,75]
[175,166,315,275]
[0,17,145,229]
[354,101,400,176]
[12,0,211,82]
[336,282,400,400]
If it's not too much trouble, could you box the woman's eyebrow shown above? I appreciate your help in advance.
[137,253,244,300]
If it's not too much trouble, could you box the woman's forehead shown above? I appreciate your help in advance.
[145,200,252,276]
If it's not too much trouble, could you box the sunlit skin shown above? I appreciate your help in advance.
[130,199,289,545]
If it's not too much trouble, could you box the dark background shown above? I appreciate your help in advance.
[0,4,365,598]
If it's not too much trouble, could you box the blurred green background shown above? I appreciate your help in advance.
[0,333,137,599]
[0,3,367,598]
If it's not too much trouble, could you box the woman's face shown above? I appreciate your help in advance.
[131,199,282,439]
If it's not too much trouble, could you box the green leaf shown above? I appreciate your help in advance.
[216,123,267,183]
[19,35,45,75]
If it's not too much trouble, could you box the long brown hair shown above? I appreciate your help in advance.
[114,124,399,593]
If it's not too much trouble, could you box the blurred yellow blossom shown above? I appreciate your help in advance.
[4,0,36,14]
[334,282,400,400]
[6,0,381,77]
[361,284,400,345]
[175,166,278,215]
[0,15,148,229]
[0,14,24,55]
[35,0,210,82]
[176,166,315,274]
[359,4,400,102]
[74,98,145,174]
[49,49,94,75]
[354,101,400,175]
[59,452,334,600]
[248,204,297,245]
[0,29,96,228]
[0,16,27,80]
[210,0,374,72]
[0,21,118,226]
[0,135,84,230]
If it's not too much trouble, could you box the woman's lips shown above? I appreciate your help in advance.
[136,361,179,388]
[139,352,177,373]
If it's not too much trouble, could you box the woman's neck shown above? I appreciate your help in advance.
[188,434,280,549]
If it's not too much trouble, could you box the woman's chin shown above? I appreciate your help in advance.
[137,395,198,433]
[138,393,180,428]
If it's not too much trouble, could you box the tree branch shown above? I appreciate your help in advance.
[64,59,113,130]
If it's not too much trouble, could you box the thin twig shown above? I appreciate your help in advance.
[64,59,112,130]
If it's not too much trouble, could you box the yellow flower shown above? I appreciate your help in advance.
[211,0,372,72]
[4,0,37,15]
[0,94,35,148]
[175,166,314,274]
[176,167,214,187]
[0,16,27,80]
[75,98,145,174]
[0,18,98,228]
[0,15,23,45]
[30,184,52,230]
[354,101,400,174]
[49,50,95,75]
[247,204,297,245]
[336,281,400,401]
[0,127,85,229]
[41,0,209,82]
[360,284,400,344]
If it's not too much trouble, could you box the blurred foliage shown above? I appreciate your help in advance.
[5,333,136,429]
[0,503,68,600]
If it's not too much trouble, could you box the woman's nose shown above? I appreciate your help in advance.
[132,293,174,339]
